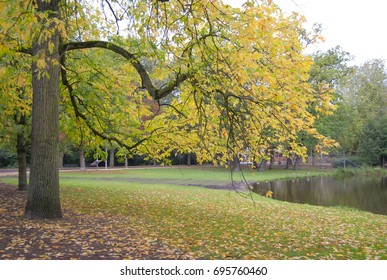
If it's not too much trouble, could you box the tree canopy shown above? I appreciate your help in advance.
[0,0,337,219]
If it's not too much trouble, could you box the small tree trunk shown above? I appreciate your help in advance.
[269,151,275,170]
[285,157,292,170]
[58,151,64,169]
[293,156,301,170]
[124,156,128,168]
[79,149,86,171]
[109,149,115,167]
[232,156,241,172]
[187,153,191,166]
[310,150,315,166]
[259,159,267,172]
[17,133,28,191]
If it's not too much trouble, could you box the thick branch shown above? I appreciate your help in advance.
[61,40,189,100]
[61,41,156,95]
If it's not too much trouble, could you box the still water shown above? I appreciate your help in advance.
[251,176,387,215]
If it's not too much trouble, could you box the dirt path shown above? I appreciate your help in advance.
[0,166,176,177]
[0,169,21,177]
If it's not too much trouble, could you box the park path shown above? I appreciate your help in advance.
[0,169,21,177]
[0,166,176,177]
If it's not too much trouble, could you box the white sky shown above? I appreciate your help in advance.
[222,0,387,65]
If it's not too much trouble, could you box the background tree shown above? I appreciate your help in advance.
[334,59,387,159]
[304,46,355,161]
[0,53,32,190]
[357,115,387,166]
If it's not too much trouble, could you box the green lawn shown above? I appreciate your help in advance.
[1,166,386,259]
[58,165,327,186]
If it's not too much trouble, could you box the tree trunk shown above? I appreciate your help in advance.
[25,0,62,219]
[17,132,28,191]
[310,150,315,166]
[232,156,241,172]
[293,156,301,170]
[58,151,64,169]
[259,159,267,172]
[187,153,191,166]
[79,149,86,171]
[109,149,115,168]
[124,156,128,168]
[285,157,292,170]
[269,151,275,170]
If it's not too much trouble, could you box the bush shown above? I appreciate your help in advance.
[0,149,17,168]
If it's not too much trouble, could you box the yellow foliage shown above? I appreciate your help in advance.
[0,0,337,163]
[265,191,273,198]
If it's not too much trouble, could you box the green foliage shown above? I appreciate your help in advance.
[309,46,354,88]
[0,149,17,167]
[316,57,387,159]
[358,115,387,166]
[309,47,355,154]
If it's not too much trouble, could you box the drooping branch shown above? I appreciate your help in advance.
[60,52,158,151]
[61,40,189,100]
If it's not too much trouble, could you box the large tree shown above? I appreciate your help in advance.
[1,0,336,219]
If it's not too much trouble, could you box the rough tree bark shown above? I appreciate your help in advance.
[24,0,62,219]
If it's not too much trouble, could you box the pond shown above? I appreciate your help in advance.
[250,176,387,215]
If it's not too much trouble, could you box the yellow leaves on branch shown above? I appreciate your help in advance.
[0,1,37,48]
[0,0,337,162]
[0,0,68,55]
[142,0,337,163]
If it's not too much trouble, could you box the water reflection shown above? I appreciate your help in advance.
[251,176,387,215]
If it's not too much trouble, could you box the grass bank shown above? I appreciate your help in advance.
[335,166,387,177]
[58,165,330,185]
[1,167,386,259]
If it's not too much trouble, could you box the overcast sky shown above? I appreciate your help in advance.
[222,0,387,65]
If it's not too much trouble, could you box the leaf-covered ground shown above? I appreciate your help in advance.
[1,168,387,260]
[0,184,191,260]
